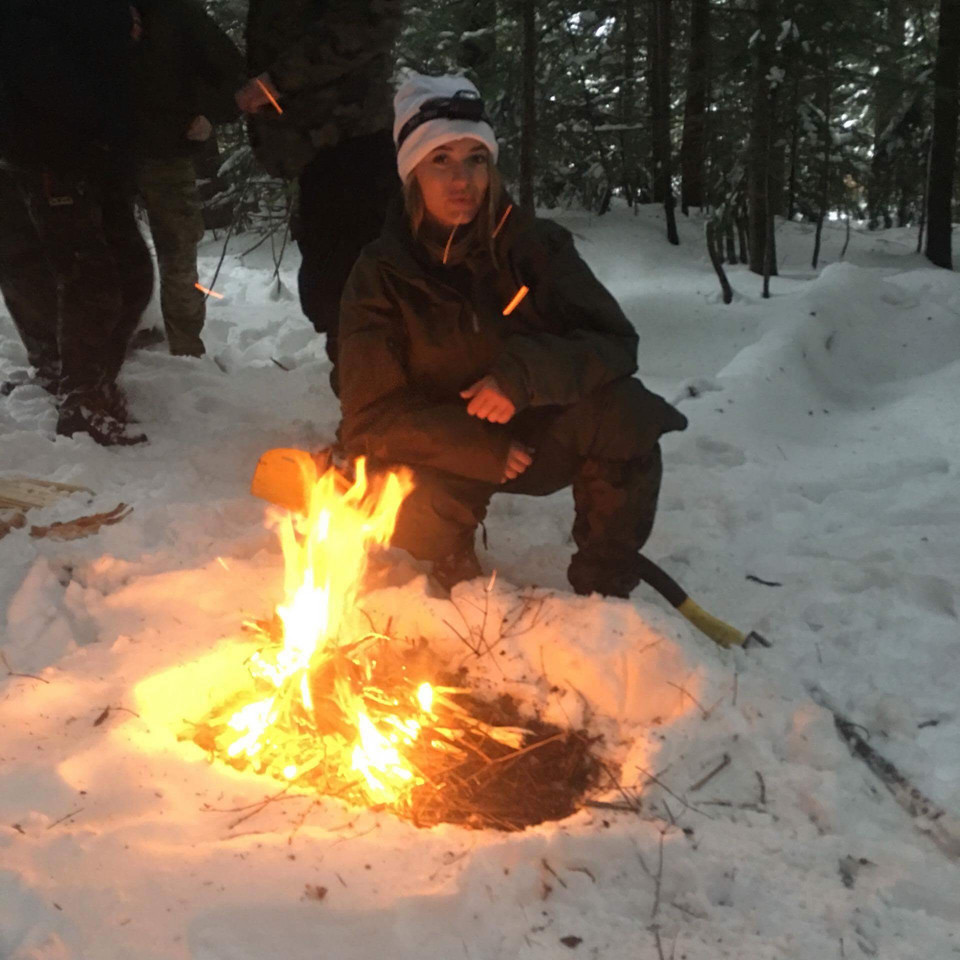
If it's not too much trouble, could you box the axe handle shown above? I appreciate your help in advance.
[634,554,761,649]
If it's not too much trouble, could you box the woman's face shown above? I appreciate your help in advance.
[412,138,491,229]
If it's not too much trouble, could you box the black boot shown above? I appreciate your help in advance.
[56,382,147,446]
[431,538,482,592]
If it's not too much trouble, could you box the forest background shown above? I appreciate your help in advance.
[197,0,960,283]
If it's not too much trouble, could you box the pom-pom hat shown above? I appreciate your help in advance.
[393,73,499,184]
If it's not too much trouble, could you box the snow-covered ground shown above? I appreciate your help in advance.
[2,206,959,959]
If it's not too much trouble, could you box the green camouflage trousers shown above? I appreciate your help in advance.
[135,156,206,356]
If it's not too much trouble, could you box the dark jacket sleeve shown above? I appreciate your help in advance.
[490,222,639,410]
[180,1,245,124]
[339,255,512,484]
[266,0,403,96]
[0,0,135,164]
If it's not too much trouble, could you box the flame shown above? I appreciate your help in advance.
[218,456,434,805]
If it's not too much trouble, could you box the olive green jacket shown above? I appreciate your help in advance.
[245,0,403,179]
[339,198,652,484]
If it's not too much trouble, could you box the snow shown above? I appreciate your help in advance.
[2,206,960,958]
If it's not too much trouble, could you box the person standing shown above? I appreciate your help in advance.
[0,0,153,445]
[236,0,404,393]
[131,0,245,358]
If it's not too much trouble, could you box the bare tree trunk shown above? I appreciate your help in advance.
[925,0,960,269]
[706,221,733,303]
[651,0,679,243]
[869,0,905,230]
[724,219,736,263]
[562,17,617,213]
[747,0,779,275]
[812,70,832,270]
[737,215,749,264]
[918,135,933,252]
[680,0,709,214]
[519,0,536,211]
[786,72,801,221]
[620,0,639,205]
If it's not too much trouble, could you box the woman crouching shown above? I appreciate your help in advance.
[337,74,687,596]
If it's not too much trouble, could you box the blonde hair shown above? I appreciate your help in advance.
[403,161,505,261]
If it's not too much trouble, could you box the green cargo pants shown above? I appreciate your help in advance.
[387,377,687,596]
[136,157,206,357]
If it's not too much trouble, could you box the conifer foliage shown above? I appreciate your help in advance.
[202,1,960,271]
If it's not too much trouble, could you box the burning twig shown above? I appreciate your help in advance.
[187,454,602,830]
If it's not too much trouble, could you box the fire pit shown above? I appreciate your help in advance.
[185,457,602,831]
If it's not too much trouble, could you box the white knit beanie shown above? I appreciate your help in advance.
[393,73,499,184]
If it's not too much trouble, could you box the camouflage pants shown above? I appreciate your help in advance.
[136,157,205,357]
[0,168,58,372]
[2,164,153,392]
[389,378,681,595]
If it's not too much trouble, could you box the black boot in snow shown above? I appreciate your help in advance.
[568,546,644,599]
[431,540,483,592]
[56,383,147,446]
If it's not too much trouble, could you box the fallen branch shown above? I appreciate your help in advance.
[31,503,132,542]
[0,651,49,685]
[688,753,731,792]
[47,807,84,829]
[810,685,960,861]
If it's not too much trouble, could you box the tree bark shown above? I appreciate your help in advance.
[747,0,778,276]
[620,0,639,205]
[519,0,536,211]
[651,0,679,243]
[869,0,905,230]
[680,0,709,214]
[925,0,960,269]
[706,221,733,303]
[812,69,832,270]
[786,72,801,221]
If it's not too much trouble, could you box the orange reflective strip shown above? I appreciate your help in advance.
[195,283,224,299]
[502,285,529,316]
[492,204,514,239]
[256,77,283,115]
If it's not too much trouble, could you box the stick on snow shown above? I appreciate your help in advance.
[809,684,960,862]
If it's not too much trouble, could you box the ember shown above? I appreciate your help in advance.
[189,455,601,830]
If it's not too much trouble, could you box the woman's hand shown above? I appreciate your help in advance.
[461,375,516,424]
[501,443,533,483]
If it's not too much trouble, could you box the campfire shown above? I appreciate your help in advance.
[188,455,600,830]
